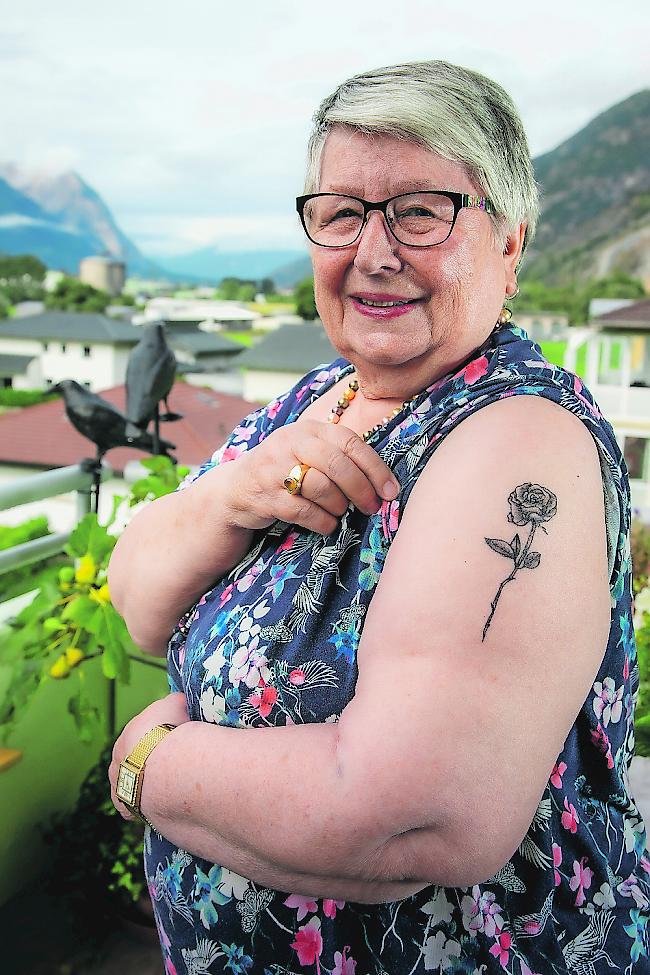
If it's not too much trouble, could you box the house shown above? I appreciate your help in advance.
[562,297,650,515]
[236,321,338,402]
[139,297,262,331]
[0,312,141,392]
[0,312,243,394]
[0,381,256,531]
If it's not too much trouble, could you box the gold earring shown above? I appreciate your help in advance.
[497,306,512,326]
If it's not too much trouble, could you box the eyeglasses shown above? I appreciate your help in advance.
[296,191,496,248]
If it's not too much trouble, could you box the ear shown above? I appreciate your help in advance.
[503,222,527,296]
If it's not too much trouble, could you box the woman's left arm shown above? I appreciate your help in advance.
[111,394,612,900]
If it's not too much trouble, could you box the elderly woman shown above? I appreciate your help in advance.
[108,61,647,974]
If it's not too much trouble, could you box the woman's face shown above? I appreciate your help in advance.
[310,127,524,393]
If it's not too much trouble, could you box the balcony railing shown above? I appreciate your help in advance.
[0,461,112,582]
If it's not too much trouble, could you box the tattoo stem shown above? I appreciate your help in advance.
[482,523,537,642]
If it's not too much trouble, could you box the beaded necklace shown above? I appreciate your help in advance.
[327,376,416,443]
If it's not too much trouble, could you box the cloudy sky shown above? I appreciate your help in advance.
[2,0,648,257]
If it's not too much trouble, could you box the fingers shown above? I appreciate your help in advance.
[294,423,400,514]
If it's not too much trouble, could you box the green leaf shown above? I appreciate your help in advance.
[67,688,100,743]
[66,513,116,564]
[61,595,100,629]
[485,537,515,560]
[99,605,131,683]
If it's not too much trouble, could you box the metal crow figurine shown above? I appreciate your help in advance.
[53,380,176,461]
[125,322,181,446]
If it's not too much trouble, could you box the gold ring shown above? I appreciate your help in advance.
[283,463,310,495]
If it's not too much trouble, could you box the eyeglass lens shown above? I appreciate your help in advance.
[302,194,455,247]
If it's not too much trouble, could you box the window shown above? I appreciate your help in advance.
[61,343,67,353]
[83,381,91,389]
[2,376,12,388]
[83,346,91,358]
[42,342,49,352]
[624,436,648,480]
[45,378,53,386]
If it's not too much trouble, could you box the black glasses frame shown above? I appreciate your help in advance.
[296,190,496,248]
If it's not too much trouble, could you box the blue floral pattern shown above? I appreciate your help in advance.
[145,323,649,973]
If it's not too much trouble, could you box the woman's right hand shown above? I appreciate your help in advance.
[223,420,401,536]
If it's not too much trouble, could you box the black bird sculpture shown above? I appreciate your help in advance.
[125,322,181,443]
[53,380,176,461]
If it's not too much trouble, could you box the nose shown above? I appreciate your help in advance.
[353,210,402,275]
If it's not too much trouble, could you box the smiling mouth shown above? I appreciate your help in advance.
[354,297,419,308]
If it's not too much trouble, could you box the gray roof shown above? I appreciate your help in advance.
[0,312,143,345]
[0,353,35,375]
[170,331,243,357]
[237,322,338,372]
[593,298,650,327]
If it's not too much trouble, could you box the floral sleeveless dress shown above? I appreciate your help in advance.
[144,321,649,974]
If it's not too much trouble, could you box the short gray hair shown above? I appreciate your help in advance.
[305,60,539,248]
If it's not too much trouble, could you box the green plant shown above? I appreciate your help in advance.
[0,388,60,408]
[42,745,149,937]
[0,456,188,744]
[633,586,650,757]
[631,515,650,596]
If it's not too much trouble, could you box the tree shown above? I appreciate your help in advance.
[294,277,317,320]
[0,254,47,282]
[45,277,110,313]
[260,277,276,296]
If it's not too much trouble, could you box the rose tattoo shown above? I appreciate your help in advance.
[482,482,557,641]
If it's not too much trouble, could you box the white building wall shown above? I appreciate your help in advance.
[0,337,130,392]
[243,370,301,404]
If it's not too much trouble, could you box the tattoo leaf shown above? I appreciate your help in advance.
[522,552,541,569]
[485,537,516,560]
[482,482,558,643]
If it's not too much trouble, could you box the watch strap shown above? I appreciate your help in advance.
[125,722,177,770]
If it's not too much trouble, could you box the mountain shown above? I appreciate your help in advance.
[270,254,313,288]
[0,163,164,279]
[160,246,307,284]
[528,90,650,284]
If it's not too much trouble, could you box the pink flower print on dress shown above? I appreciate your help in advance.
[218,583,234,609]
[237,562,263,593]
[460,886,504,938]
[221,442,247,463]
[323,898,345,919]
[593,677,624,726]
[291,917,323,970]
[289,668,306,685]
[552,843,562,886]
[569,856,593,906]
[550,760,567,788]
[590,724,615,769]
[284,893,318,921]
[461,354,490,385]
[561,798,579,833]
[332,946,356,975]
[380,499,399,540]
[248,681,278,719]
[489,930,511,967]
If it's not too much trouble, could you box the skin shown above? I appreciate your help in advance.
[109,128,610,902]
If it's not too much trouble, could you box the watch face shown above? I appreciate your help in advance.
[116,764,137,804]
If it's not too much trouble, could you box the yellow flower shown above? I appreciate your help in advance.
[49,656,70,679]
[65,647,84,668]
[75,555,97,585]
[89,583,111,605]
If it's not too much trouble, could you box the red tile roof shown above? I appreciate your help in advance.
[0,381,258,474]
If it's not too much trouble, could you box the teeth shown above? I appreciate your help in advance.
[358,298,411,307]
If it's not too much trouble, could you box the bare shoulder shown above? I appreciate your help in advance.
[340,391,612,884]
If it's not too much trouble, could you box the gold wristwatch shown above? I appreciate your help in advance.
[116,723,176,827]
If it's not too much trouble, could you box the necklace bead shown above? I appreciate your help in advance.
[327,375,415,441]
